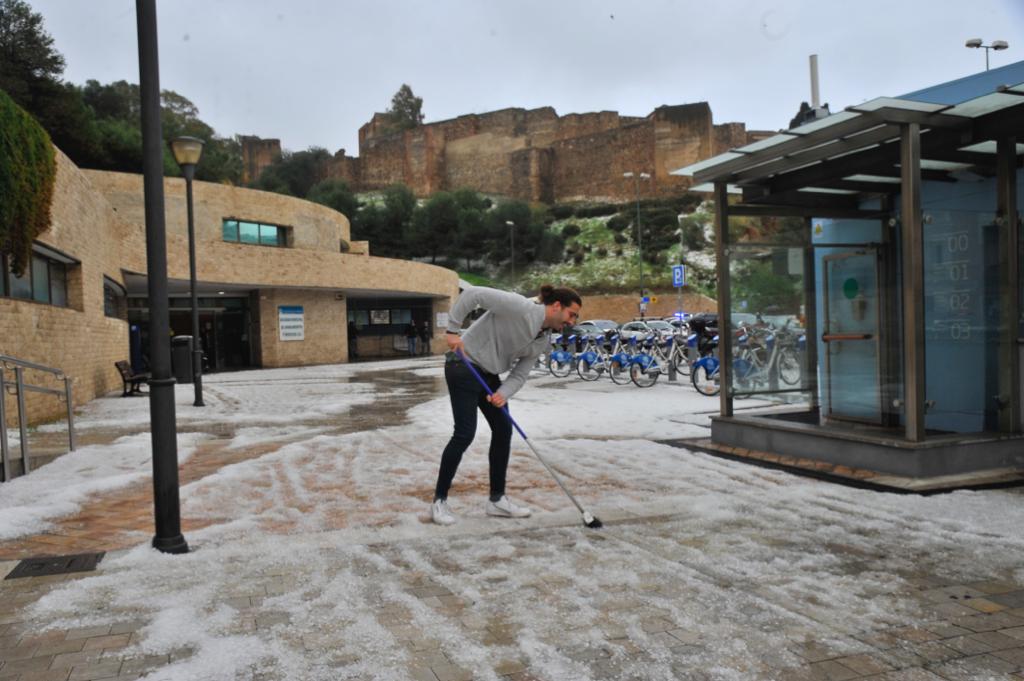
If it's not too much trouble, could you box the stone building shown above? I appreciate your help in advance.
[242,103,770,202]
[1,149,459,430]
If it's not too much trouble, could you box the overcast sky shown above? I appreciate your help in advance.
[26,1,1024,155]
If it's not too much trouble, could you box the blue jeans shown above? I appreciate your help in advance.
[407,338,416,355]
[433,359,512,501]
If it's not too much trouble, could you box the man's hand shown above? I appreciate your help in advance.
[446,333,464,355]
[488,392,507,408]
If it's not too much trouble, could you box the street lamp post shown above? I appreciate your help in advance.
[170,136,205,408]
[506,220,515,287]
[136,0,188,554]
[623,171,651,315]
[965,38,1009,71]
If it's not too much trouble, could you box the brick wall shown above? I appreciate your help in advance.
[580,290,717,324]
[258,289,346,367]
[1,152,132,427]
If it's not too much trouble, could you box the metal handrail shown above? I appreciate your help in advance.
[0,355,75,483]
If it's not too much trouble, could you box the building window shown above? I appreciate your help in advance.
[104,277,126,319]
[222,218,288,247]
[2,248,70,307]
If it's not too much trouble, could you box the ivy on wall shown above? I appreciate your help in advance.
[0,88,56,276]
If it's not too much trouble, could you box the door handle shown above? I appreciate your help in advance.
[822,333,873,342]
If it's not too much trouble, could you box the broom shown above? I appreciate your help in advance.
[457,350,603,529]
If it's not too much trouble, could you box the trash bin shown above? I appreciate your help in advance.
[171,335,193,384]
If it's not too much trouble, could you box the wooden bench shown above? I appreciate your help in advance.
[115,361,149,397]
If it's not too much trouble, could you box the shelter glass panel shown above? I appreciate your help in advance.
[922,208,1005,433]
[727,244,810,403]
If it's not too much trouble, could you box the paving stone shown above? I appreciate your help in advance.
[921,622,971,639]
[864,669,947,680]
[0,643,39,661]
[833,654,894,676]
[989,591,1024,609]
[63,627,111,642]
[430,662,473,681]
[67,660,123,681]
[16,670,73,681]
[106,622,144,637]
[1003,626,1024,641]
[990,646,1024,667]
[81,635,130,652]
[806,659,861,680]
[954,611,1024,632]
[50,651,104,671]
[927,652,1019,679]
[0,655,55,674]
[966,580,1022,596]
[960,597,1007,614]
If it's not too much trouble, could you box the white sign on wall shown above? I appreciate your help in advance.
[436,312,449,329]
[278,306,305,341]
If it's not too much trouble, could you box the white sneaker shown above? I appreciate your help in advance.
[486,495,532,518]
[431,499,456,526]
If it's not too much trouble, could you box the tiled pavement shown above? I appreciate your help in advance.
[3,376,1024,679]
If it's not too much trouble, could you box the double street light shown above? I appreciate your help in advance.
[623,171,651,309]
[170,136,205,408]
[965,38,1009,71]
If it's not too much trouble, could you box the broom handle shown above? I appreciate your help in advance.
[455,350,588,515]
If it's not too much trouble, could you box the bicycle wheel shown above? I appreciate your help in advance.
[609,359,632,385]
[577,357,603,381]
[674,352,691,377]
[550,356,573,378]
[777,348,802,386]
[630,361,660,388]
[691,363,720,396]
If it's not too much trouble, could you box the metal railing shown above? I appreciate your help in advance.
[0,355,75,482]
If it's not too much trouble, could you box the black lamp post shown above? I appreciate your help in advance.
[623,171,651,313]
[170,136,206,407]
[136,0,188,554]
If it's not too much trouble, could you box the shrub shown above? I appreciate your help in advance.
[575,203,619,218]
[606,214,630,232]
[613,233,627,245]
[573,252,585,264]
[614,247,624,257]
[561,223,581,237]
[596,247,608,257]
[0,90,56,276]
[550,204,575,220]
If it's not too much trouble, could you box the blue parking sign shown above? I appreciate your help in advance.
[672,264,686,287]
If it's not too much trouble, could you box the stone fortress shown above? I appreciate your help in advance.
[242,103,772,202]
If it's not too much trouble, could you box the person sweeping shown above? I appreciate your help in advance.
[431,283,582,526]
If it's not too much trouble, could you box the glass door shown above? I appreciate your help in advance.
[823,251,882,423]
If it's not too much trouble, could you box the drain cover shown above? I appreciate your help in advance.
[5,552,105,580]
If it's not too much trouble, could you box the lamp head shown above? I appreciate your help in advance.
[992,40,1009,50]
[170,136,205,168]
[965,38,983,48]
[623,171,634,178]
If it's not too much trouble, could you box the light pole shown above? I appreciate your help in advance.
[506,220,515,287]
[623,171,651,313]
[965,38,1009,71]
[675,220,685,318]
[136,0,188,554]
[170,136,205,407]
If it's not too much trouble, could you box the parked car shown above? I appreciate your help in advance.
[645,320,676,338]
[578,319,618,339]
[618,320,655,340]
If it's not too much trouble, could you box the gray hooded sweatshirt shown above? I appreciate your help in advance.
[446,285,550,400]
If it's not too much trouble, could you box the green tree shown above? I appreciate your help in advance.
[0,0,64,103]
[383,84,423,133]
[251,147,331,197]
[410,191,458,263]
[308,179,359,219]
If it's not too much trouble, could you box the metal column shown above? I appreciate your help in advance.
[900,124,926,442]
[997,136,1020,433]
[14,367,30,474]
[0,369,9,482]
[713,182,733,417]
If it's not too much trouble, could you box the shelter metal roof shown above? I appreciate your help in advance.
[673,66,1024,217]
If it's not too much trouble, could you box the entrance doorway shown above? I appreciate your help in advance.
[822,250,882,424]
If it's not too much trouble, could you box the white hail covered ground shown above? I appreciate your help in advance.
[4,357,1023,680]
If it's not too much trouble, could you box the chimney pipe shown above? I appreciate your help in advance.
[809,54,820,108]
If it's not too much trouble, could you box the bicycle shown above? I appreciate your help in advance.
[549,333,577,378]
[576,333,611,381]
[630,333,672,388]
